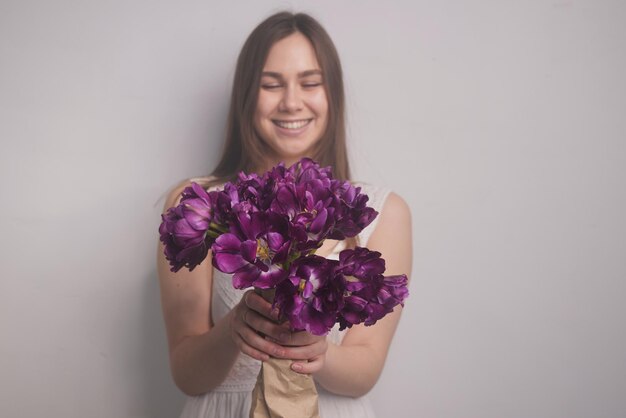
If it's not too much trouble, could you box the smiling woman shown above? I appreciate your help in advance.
[254,32,329,167]
[209,11,350,183]
[157,11,412,418]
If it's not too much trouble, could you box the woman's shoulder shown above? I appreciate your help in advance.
[378,191,411,224]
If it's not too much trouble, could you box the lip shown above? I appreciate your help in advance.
[272,118,313,137]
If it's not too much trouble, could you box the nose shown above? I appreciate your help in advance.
[279,84,303,112]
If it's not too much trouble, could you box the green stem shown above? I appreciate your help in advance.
[209,222,229,234]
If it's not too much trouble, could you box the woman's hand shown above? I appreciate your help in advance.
[272,329,328,375]
[229,290,288,362]
[229,290,329,374]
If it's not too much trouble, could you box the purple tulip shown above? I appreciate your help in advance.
[223,171,270,213]
[266,159,340,251]
[327,181,378,240]
[337,247,386,280]
[267,161,296,184]
[274,255,344,336]
[270,180,336,252]
[377,274,410,312]
[336,247,409,330]
[288,157,333,183]
[159,183,226,272]
[211,211,291,289]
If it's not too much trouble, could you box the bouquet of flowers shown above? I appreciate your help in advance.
[159,158,409,418]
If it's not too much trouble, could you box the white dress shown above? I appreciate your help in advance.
[179,182,391,418]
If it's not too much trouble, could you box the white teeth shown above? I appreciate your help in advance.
[274,119,310,129]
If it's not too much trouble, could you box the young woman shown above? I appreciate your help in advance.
[157,11,412,418]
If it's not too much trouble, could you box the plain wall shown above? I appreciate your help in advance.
[1,1,625,417]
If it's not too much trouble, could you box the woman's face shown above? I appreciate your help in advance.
[254,32,329,167]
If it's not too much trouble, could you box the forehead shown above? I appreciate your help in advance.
[263,32,321,74]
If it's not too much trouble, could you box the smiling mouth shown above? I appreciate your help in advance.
[272,119,312,130]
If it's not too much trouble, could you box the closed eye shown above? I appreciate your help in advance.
[261,84,282,90]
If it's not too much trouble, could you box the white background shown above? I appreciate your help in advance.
[1,1,625,417]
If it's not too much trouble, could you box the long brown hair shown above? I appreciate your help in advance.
[206,11,349,187]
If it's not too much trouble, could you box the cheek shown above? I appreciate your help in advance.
[314,91,329,118]
[252,109,267,139]
[255,92,275,120]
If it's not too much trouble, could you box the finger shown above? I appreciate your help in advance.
[243,290,253,308]
[279,339,327,361]
[279,330,323,347]
[245,310,293,342]
[237,319,287,359]
[244,291,280,322]
[291,356,324,375]
[231,330,270,362]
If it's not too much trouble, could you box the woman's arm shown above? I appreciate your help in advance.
[157,182,288,396]
[304,191,413,397]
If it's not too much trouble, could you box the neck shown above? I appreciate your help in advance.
[256,156,308,174]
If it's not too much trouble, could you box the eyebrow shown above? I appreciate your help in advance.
[261,69,323,79]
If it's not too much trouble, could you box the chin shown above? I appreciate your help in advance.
[271,141,318,160]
